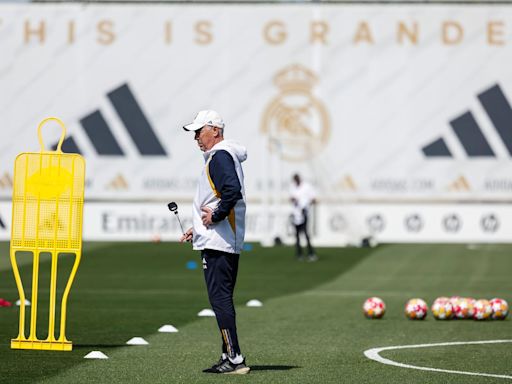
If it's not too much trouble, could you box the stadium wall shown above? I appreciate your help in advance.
[0,3,511,244]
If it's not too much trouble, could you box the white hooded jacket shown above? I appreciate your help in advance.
[192,140,247,254]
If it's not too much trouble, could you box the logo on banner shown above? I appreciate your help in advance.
[481,213,499,233]
[448,175,471,191]
[335,175,357,191]
[261,64,330,161]
[329,213,347,232]
[443,213,462,233]
[367,214,385,233]
[106,174,129,190]
[422,83,512,158]
[0,173,13,189]
[404,214,423,232]
[0,212,6,230]
[52,83,167,157]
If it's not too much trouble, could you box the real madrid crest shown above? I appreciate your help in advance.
[261,64,330,161]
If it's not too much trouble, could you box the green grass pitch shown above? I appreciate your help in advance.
[0,242,511,383]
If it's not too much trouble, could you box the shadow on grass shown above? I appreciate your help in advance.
[74,344,127,349]
[250,365,300,371]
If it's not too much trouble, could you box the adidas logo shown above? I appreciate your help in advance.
[52,83,167,157]
[422,83,511,158]
[448,175,471,191]
[0,173,12,189]
[337,175,357,191]
[0,213,5,230]
[106,174,129,190]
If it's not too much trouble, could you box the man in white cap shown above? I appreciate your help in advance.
[180,110,250,374]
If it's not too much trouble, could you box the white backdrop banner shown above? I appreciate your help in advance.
[0,201,510,244]
[1,4,512,205]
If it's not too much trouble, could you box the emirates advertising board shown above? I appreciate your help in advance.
[0,4,511,244]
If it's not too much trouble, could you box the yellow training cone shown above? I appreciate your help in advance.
[10,117,85,351]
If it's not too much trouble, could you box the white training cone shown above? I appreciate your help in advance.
[15,299,31,306]
[158,325,178,333]
[126,337,149,345]
[197,308,215,317]
[84,351,108,359]
[246,299,263,307]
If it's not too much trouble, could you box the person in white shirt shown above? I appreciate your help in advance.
[289,173,317,261]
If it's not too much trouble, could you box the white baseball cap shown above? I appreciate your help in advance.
[183,110,225,131]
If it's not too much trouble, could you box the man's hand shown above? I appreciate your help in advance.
[201,206,214,227]
[180,227,193,243]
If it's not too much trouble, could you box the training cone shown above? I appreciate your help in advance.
[246,299,263,307]
[186,260,198,270]
[15,299,31,306]
[0,298,12,307]
[158,325,178,333]
[197,309,215,317]
[126,337,149,345]
[84,351,108,359]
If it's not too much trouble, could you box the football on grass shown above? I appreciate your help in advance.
[452,297,475,319]
[490,298,509,320]
[363,297,386,319]
[431,297,453,320]
[473,299,492,320]
[405,298,428,320]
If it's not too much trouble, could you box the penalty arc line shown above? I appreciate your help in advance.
[364,339,512,380]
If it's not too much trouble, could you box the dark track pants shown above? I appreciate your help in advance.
[201,248,241,358]
[295,221,315,258]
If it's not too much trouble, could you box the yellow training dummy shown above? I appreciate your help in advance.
[10,117,85,351]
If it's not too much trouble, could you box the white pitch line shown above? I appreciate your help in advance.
[364,340,512,380]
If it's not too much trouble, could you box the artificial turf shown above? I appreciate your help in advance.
[0,242,511,383]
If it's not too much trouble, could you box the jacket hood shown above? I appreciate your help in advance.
[205,139,248,163]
